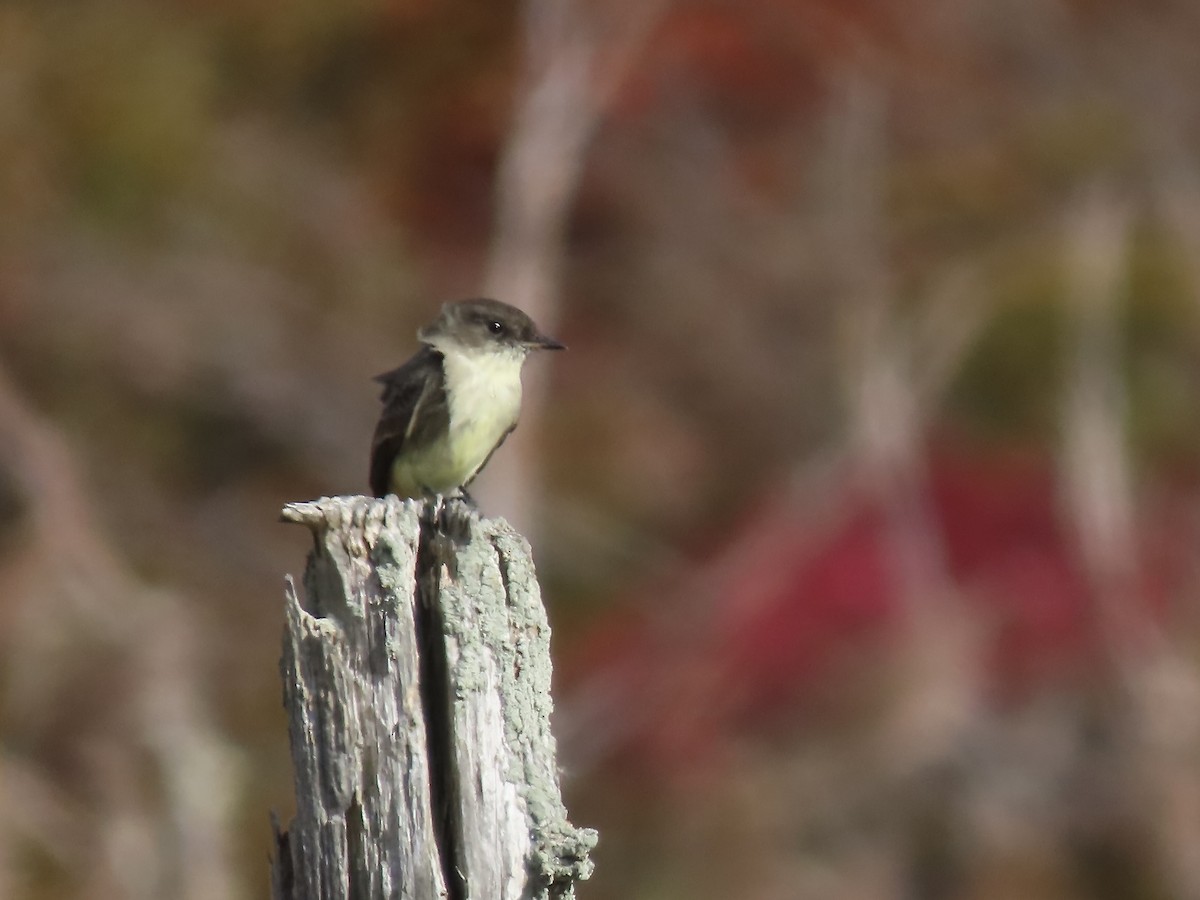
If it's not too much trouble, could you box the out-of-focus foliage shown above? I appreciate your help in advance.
[4,0,1200,899]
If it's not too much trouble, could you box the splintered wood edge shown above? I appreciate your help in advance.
[280,496,383,534]
[281,496,429,526]
[280,499,328,527]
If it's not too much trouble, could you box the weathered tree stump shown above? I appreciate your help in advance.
[270,495,596,900]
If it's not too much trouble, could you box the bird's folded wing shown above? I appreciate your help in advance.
[369,347,450,497]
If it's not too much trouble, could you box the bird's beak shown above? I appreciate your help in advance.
[529,333,566,351]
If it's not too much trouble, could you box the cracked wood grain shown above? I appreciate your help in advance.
[270,496,595,900]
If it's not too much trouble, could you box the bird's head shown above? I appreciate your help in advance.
[418,298,565,355]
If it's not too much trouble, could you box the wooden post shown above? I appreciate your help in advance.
[270,496,596,900]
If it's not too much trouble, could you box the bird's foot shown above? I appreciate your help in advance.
[422,491,474,545]
[440,492,475,542]
[450,487,478,510]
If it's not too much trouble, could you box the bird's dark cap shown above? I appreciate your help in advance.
[418,298,566,352]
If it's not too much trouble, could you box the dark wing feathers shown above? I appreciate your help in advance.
[369,347,449,497]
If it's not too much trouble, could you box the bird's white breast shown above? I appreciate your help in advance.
[438,342,524,473]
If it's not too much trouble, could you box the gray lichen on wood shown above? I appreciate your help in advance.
[271,495,596,900]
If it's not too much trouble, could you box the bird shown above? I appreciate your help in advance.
[369,298,565,500]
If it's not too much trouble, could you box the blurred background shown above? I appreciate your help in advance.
[4,0,1200,898]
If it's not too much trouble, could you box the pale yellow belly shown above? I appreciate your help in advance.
[389,414,513,497]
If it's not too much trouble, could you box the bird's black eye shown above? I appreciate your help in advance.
[488,320,504,335]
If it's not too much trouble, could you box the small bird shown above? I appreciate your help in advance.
[369,298,565,500]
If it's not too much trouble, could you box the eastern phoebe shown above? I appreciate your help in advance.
[369,298,565,499]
